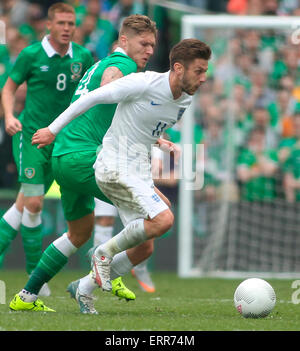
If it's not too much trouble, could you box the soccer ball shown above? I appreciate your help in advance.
[234,278,276,318]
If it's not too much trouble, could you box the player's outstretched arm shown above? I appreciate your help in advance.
[44,73,145,136]
[32,128,55,149]
[32,73,146,148]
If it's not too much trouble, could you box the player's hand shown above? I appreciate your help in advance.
[5,115,22,136]
[32,127,55,149]
[157,138,181,164]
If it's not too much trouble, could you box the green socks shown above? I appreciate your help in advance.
[24,233,77,295]
[24,243,68,295]
[21,224,43,274]
[0,217,18,255]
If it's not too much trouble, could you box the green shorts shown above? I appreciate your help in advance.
[52,151,111,221]
[12,130,54,193]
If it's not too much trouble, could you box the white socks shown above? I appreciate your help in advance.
[110,251,134,280]
[3,203,22,231]
[21,207,42,228]
[95,219,146,258]
[19,289,38,302]
[94,225,113,246]
[3,204,42,232]
[78,251,134,295]
[78,272,98,295]
[53,233,78,257]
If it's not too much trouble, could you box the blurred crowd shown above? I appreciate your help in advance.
[1,0,300,204]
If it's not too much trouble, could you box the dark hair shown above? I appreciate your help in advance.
[169,39,211,70]
[48,2,75,20]
[119,14,157,38]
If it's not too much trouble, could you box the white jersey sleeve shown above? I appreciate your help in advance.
[48,73,148,135]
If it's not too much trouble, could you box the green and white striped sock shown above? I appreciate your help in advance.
[0,204,22,255]
[24,233,77,295]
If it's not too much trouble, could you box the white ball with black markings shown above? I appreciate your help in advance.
[234,278,276,318]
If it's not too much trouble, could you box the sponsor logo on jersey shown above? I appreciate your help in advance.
[150,101,161,106]
[40,65,49,72]
[24,167,35,179]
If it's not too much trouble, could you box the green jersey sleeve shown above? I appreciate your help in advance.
[106,55,138,77]
[9,47,33,85]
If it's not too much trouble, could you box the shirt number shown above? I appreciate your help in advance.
[75,62,100,97]
[152,122,167,137]
[56,73,67,91]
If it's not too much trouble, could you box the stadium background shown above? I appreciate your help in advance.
[1,0,300,275]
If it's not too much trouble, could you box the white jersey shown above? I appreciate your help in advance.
[97,71,192,181]
[104,70,191,156]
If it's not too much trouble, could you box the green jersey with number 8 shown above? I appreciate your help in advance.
[9,37,93,135]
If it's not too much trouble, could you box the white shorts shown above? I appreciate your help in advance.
[94,198,118,217]
[94,155,169,226]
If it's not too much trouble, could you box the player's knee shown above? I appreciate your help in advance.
[69,229,93,247]
[25,197,43,213]
[149,210,174,237]
[161,211,174,233]
[68,216,94,247]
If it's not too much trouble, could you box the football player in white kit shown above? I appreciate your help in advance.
[33,38,211,293]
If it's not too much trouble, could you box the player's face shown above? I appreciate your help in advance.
[181,58,208,95]
[47,12,76,46]
[124,32,156,69]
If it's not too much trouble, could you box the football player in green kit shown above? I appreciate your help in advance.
[10,14,161,313]
[0,3,93,296]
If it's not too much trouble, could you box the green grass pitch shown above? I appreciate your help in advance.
[0,270,300,331]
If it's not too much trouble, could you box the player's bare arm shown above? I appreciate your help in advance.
[156,138,181,164]
[2,78,23,136]
[100,66,124,86]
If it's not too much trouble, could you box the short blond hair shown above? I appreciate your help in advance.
[48,2,75,21]
[119,14,157,39]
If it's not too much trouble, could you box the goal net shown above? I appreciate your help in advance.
[178,15,300,278]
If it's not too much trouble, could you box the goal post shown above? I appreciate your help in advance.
[178,15,300,278]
